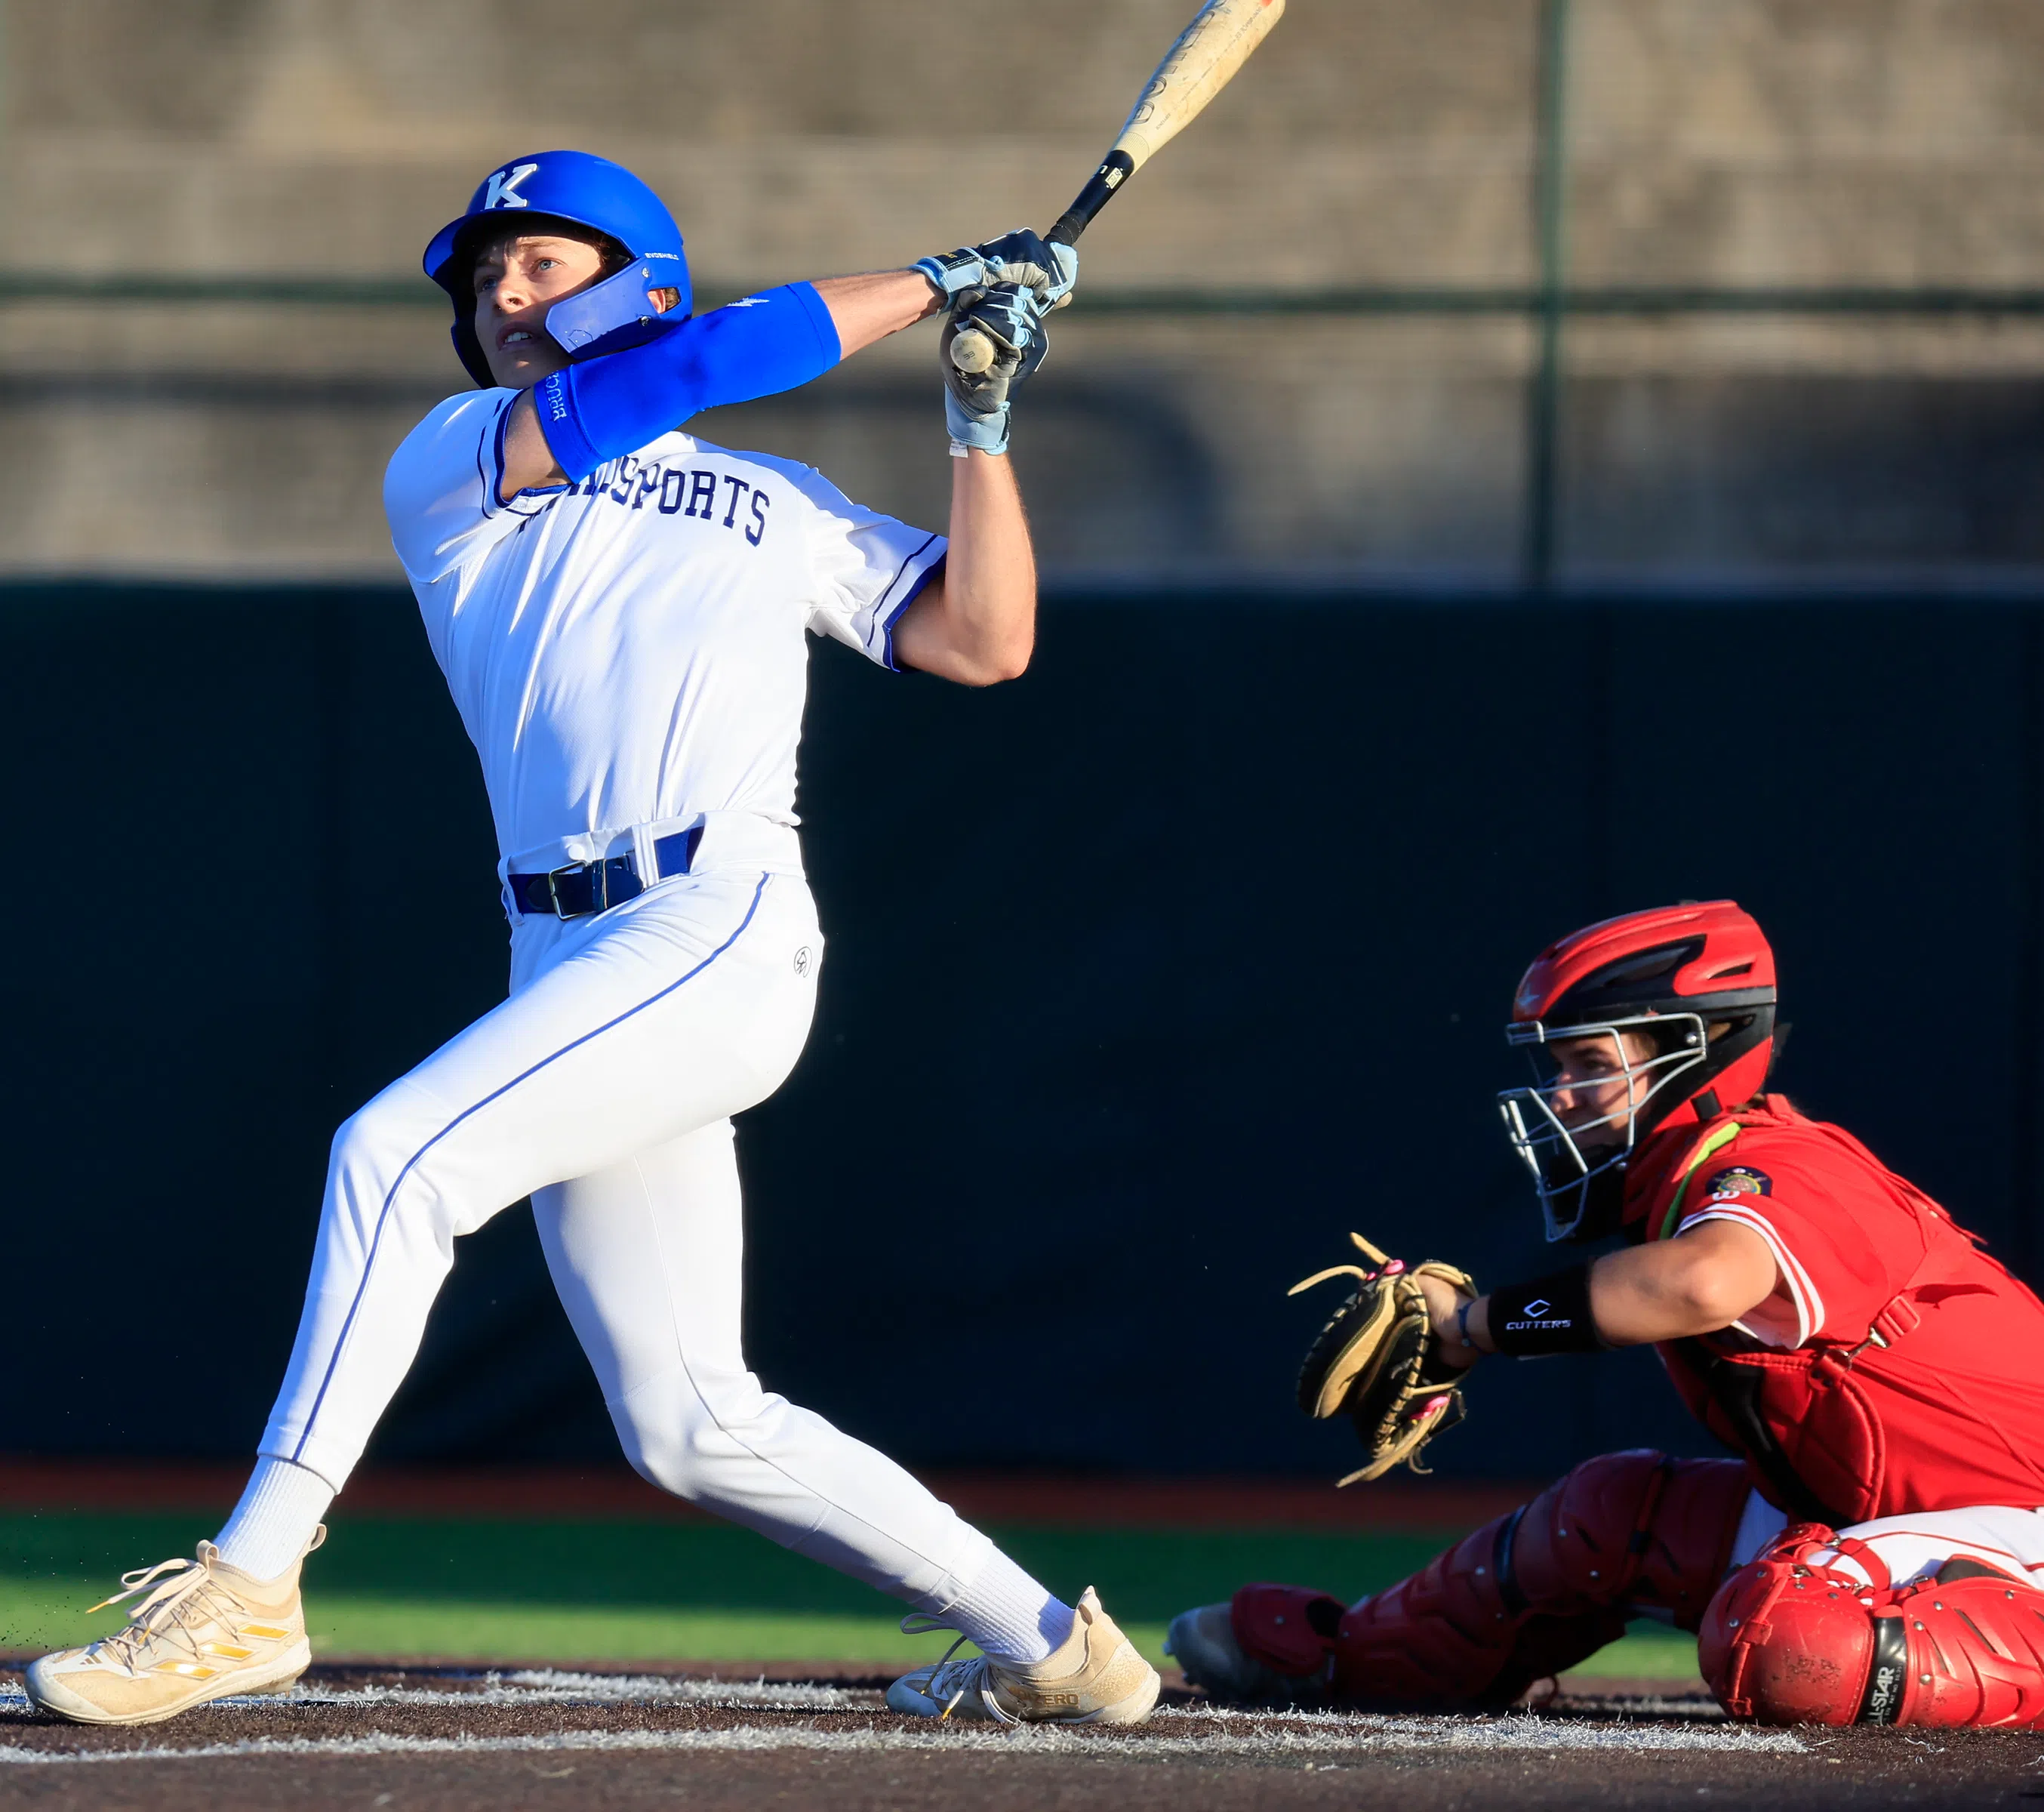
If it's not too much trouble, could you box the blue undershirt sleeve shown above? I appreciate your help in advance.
[532,282,842,483]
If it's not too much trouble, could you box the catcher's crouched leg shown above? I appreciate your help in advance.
[1329,1450,1749,1708]
[1702,1527,2044,1728]
[1167,1586,1350,1702]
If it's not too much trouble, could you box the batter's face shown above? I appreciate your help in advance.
[1541,1028,1660,1151]
[471,230,608,389]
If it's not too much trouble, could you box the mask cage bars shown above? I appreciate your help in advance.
[1497,1012,1709,1240]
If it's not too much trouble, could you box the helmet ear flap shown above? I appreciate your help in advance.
[542,260,690,361]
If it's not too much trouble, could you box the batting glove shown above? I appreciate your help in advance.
[974,229,1079,311]
[915,230,1079,311]
[940,282,1051,456]
[913,245,991,304]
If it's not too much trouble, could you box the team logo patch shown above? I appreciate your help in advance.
[482,162,538,211]
[1703,1164,1772,1200]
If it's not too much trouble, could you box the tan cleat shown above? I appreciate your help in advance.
[26,1530,325,1726]
[885,1586,1161,1726]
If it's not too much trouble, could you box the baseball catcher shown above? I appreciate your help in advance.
[1168,901,2044,1729]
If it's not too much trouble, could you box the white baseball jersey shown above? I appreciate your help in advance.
[255,377,1045,1658]
[383,390,947,869]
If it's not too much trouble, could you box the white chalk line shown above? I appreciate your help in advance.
[279,1667,864,1711]
[0,1716,1805,1766]
[0,1679,1722,1726]
[0,1666,1801,1764]
[0,1668,863,1715]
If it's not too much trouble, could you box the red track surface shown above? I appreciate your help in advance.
[0,1457,1531,1528]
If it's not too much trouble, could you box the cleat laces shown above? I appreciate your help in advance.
[896,1613,1017,1724]
[79,1547,269,1678]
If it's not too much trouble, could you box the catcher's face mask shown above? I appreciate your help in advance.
[1496,1015,1707,1241]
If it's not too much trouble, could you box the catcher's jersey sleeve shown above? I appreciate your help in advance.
[1676,1128,1924,1348]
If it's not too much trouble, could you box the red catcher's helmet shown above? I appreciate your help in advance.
[1496,901,1778,1241]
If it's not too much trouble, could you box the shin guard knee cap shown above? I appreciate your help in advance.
[1512,1449,1747,1627]
[1707,1536,2044,1729]
[1701,1537,1882,1726]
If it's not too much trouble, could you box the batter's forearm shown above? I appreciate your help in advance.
[813,271,944,359]
[891,452,1035,686]
[500,284,843,500]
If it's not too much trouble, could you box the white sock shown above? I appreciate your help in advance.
[922,1549,1076,1664]
[213,1457,334,1581]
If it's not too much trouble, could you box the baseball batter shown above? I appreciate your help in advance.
[27,150,1158,1730]
[1170,901,2044,1729]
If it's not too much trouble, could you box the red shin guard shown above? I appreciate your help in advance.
[1230,1583,1347,1679]
[1703,1527,2044,1728]
[1329,1449,1750,1708]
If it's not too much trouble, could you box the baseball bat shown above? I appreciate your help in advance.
[949,0,1286,374]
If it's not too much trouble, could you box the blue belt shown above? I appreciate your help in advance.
[508,826,702,920]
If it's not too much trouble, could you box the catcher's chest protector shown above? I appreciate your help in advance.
[1633,1100,2044,1525]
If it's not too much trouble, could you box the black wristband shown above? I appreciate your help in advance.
[1486,1267,1604,1357]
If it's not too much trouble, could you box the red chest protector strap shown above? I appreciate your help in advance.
[1648,1105,1944,1525]
[1669,1336,1847,1524]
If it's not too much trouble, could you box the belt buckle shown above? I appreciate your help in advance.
[544,861,587,919]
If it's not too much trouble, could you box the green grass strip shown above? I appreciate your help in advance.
[0,1509,1699,1681]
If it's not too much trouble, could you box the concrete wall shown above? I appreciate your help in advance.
[4,1,2043,583]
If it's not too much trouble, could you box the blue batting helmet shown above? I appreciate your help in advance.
[423,150,693,387]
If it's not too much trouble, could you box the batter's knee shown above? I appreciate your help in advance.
[325,1083,439,1193]
[607,1362,775,1508]
[325,1106,374,1181]
[319,1104,416,1241]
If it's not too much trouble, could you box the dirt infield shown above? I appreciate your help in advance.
[3,1663,2041,1811]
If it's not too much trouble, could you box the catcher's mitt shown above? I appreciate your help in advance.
[1290,1232,1476,1487]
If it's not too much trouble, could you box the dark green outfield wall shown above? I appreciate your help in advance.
[4,583,2040,1483]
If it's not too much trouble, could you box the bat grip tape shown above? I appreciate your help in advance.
[1049,150,1137,246]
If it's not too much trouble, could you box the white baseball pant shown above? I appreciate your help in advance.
[260,839,997,1607]
[1732,1491,2044,1590]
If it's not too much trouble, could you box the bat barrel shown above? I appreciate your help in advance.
[953,0,1283,369]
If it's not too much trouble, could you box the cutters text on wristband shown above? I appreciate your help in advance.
[1485,1266,1603,1357]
